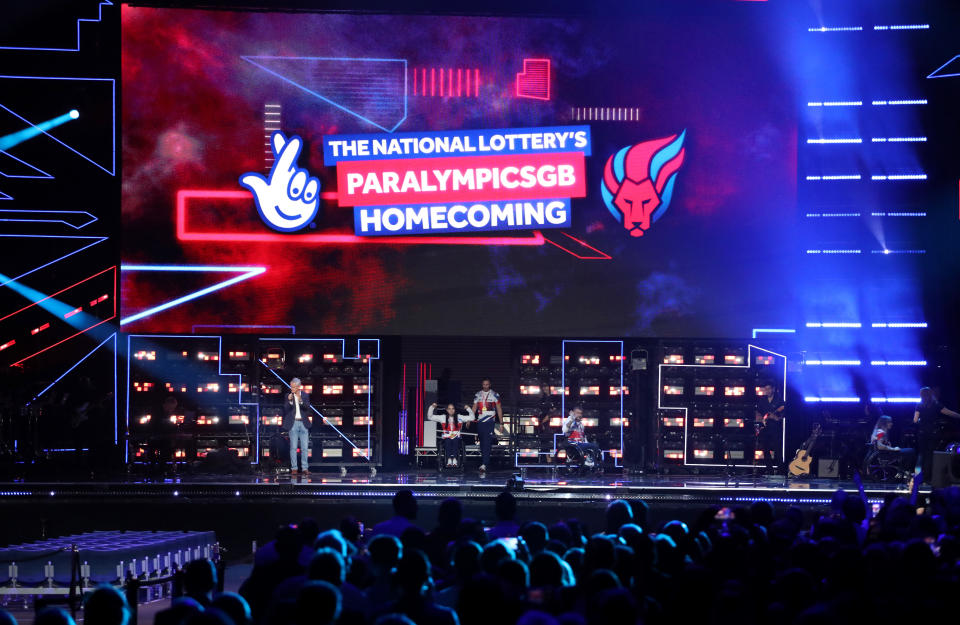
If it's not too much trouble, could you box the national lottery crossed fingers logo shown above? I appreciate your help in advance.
[240,132,322,232]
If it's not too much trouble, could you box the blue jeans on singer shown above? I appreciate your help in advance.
[290,420,310,470]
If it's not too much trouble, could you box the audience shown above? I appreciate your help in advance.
[7,487,960,625]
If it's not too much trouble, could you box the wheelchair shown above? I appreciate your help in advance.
[557,441,602,477]
[861,444,911,482]
[437,436,465,474]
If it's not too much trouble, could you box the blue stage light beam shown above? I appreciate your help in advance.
[0,110,80,152]
[0,269,103,332]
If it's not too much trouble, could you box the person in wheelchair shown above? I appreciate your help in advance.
[562,406,601,469]
[869,415,916,476]
[427,402,475,469]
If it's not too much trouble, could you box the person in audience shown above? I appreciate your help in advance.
[489,491,521,539]
[239,525,306,623]
[183,559,218,607]
[34,608,74,625]
[372,490,419,538]
[211,593,251,625]
[378,550,458,625]
[84,584,131,625]
[295,581,341,625]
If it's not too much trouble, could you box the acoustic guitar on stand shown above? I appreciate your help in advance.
[788,423,822,477]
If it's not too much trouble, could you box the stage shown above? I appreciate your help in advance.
[0,470,918,554]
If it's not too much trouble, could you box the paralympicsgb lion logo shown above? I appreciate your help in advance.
[601,131,686,237]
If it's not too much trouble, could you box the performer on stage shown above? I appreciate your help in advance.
[283,378,312,475]
[427,403,475,468]
[755,382,785,473]
[472,378,503,473]
[562,406,601,466]
[913,387,960,481]
[870,415,916,475]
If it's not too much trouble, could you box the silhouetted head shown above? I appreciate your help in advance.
[211,592,251,625]
[35,608,75,625]
[395,549,432,595]
[184,559,217,604]
[605,500,633,534]
[368,535,402,574]
[438,498,463,530]
[393,489,417,520]
[309,548,346,586]
[84,584,130,625]
[495,491,517,521]
[296,581,341,625]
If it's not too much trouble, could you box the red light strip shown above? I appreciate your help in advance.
[0,340,14,351]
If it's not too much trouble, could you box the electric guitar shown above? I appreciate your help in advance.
[788,423,822,477]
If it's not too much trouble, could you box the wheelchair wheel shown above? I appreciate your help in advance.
[863,450,899,482]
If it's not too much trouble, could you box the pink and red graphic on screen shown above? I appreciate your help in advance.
[601,132,686,237]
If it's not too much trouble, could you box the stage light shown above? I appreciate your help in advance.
[0,110,82,151]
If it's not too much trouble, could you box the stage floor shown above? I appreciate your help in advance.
[0,469,919,505]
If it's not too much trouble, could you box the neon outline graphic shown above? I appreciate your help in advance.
[257,337,380,463]
[0,209,96,229]
[193,324,296,334]
[27,332,118,444]
[657,344,787,468]
[0,234,107,289]
[0,1,113,52]
[927,55,960,79]
[542,232,612,260]
[126,334,261,464]
[0,190,10,200]
[119,264,267,326]
[561,340,624,468]
[751,328,796,338]
[176,189,546,247]
[0,77,116,176]
[515,58,551,101]
[0,149,54,179]
[241,56,408,133]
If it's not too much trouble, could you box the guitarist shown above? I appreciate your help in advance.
[755,382,785,473]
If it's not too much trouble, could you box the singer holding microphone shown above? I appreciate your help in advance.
[283,377,312,475]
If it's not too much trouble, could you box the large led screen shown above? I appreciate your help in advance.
[121,6,796,336]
